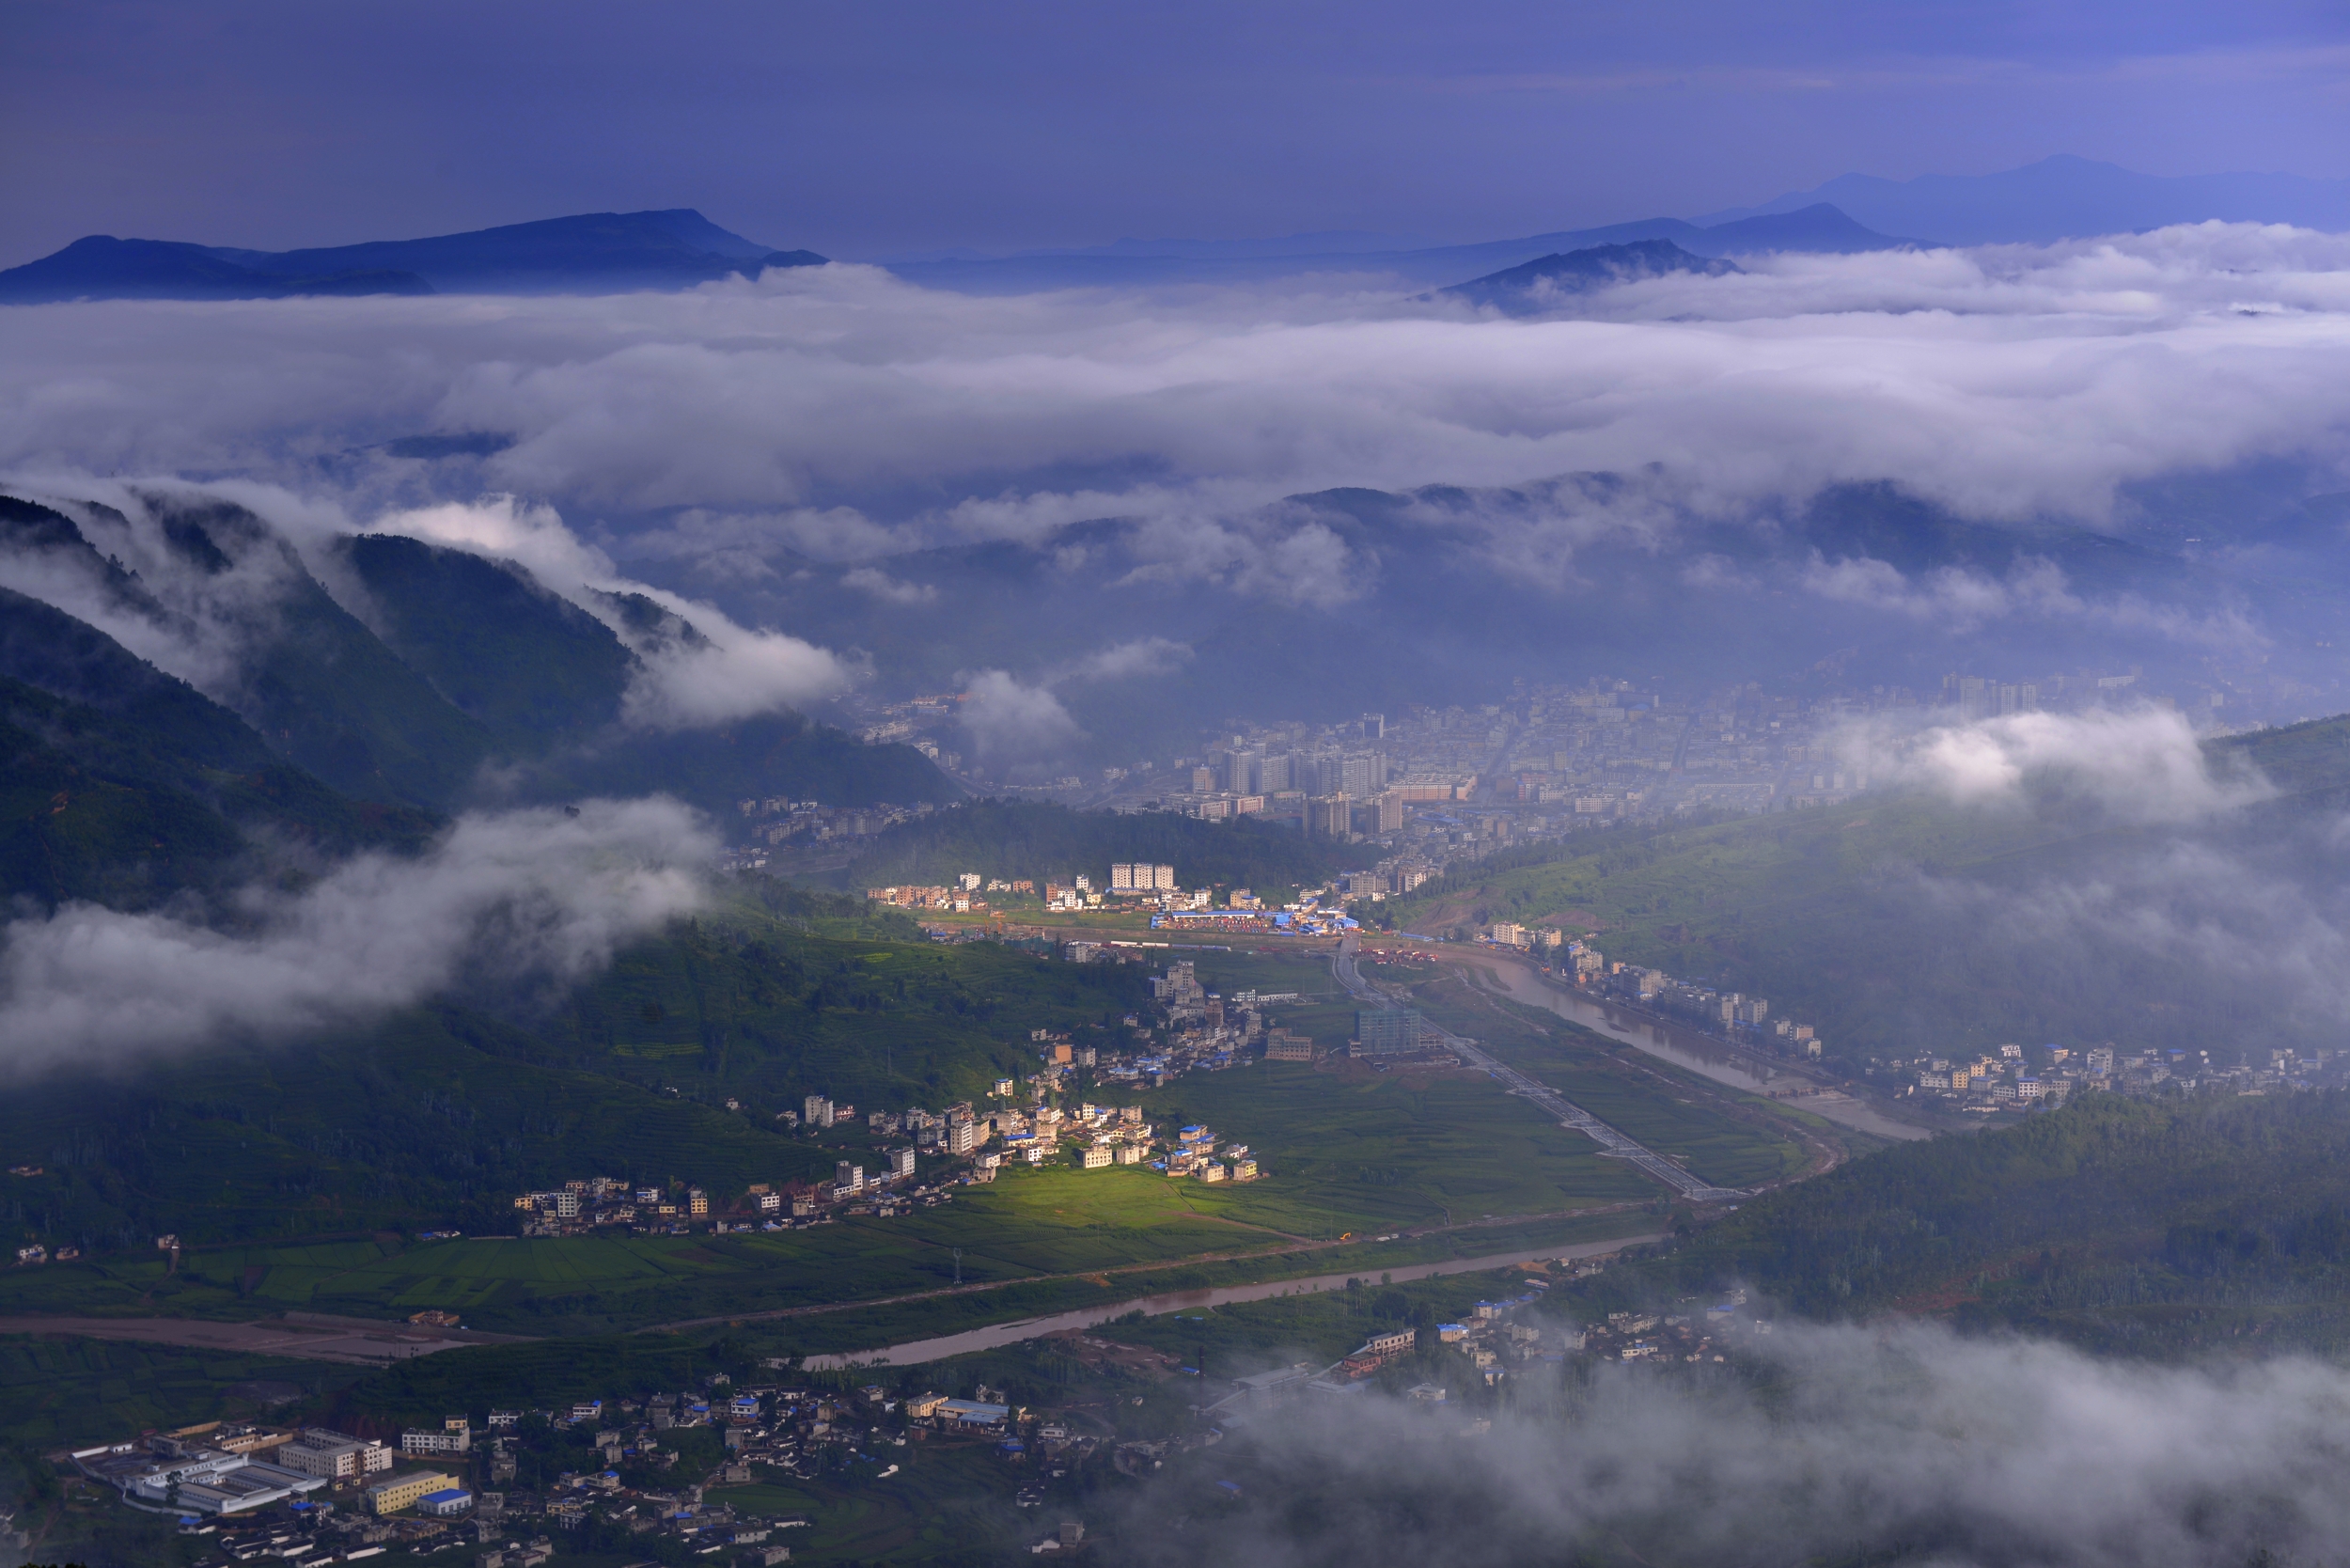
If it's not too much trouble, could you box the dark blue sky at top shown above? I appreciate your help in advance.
[3,0,2344,267]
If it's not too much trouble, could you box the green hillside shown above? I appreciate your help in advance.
[0,493,952,823]
[526,710,956,816]
[1385,713,2350,1063]
[343,532,633,740]
[1574,1089,2350,1357]
[0,594,437,909]
[0,891,1149,1256]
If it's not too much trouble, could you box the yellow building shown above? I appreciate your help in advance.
[365,1470,457,1515]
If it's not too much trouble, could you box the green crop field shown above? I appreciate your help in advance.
[1402,977,1817,1189]
[1379,713,2350,1067]
[0,1335,366,1449]
[1136,1061,1655,1227]
[703,1442,1032,1564]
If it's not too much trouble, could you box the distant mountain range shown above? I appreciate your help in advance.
[1699,154,2350,245]
[0,210,825,304]
[1439,240,1742,313]
[887,203,1920,293]
[886,155,2349,293]
[8,155,2341,305]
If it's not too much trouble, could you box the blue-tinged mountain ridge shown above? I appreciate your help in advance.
[0,210,825,303]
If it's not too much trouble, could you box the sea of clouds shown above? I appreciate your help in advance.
[0,222,2345,587]
[2,224,2348,1058]
[1118,1320,2350,1568]
[0,798,713,1077]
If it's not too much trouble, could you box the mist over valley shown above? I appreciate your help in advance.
[5,8,2350,1562]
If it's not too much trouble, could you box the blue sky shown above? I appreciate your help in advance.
[2,0,2345,264]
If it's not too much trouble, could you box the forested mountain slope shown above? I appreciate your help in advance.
[0,886,1150,1257]
[1578,1090,2350,1356]
[0,494,949,833]
[1386,713,2350,1064]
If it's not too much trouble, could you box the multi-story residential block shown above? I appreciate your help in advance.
[400,1419,471,1456]
[279,1430,393,1480]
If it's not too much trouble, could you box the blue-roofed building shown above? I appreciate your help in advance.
[936,1399,1011,1428]
[418,1488,473,1516]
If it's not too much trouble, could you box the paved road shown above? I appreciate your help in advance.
[802,1232,1659,1371]
[1335,940,1747,1204]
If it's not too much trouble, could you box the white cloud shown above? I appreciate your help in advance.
[1111,1320,2350,1567]
[368,495,854,729]
[0,479,327,701]
[1834,705,2273,823]
[1794,549,2264,647]
[1056,636,1194,682]
[0,798,713,1075]
[5,226,2349,597]
[631,505,912,572]
[943,639,1194,764]
[957,668,1081,762]
[840,565,938,604]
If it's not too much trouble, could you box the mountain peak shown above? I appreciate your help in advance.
[1699,156,2350,243]
[0,209,828,304]
[1441,240,1740,313]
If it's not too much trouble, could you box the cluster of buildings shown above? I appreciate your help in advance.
[1161,1121,1257,1183]
[1008,959,1273,1088]
[1214,1270,1579,1420]
[1884,1043,2344,1113]
[1097,690,1839,833]
[514,1384,851,1559]
[847,691,968,762]
[504,958,1279,1239]
[71,1421,490,1552]
[871,870,1226,917]
[1147,884,1361,936]
[817,660,2278,869]
[451,1377,1098,1556]
[971,1071,1153,1172]
[509,1151,954,1238]
[512,1178,712,1235]
[130,1388,841,1564]
[1566,946,1827,1061]
[719,797,939,870]
[1066,668,2236,855]
[1427,1287,1586,1386]
[1577,1289,1770,1365]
